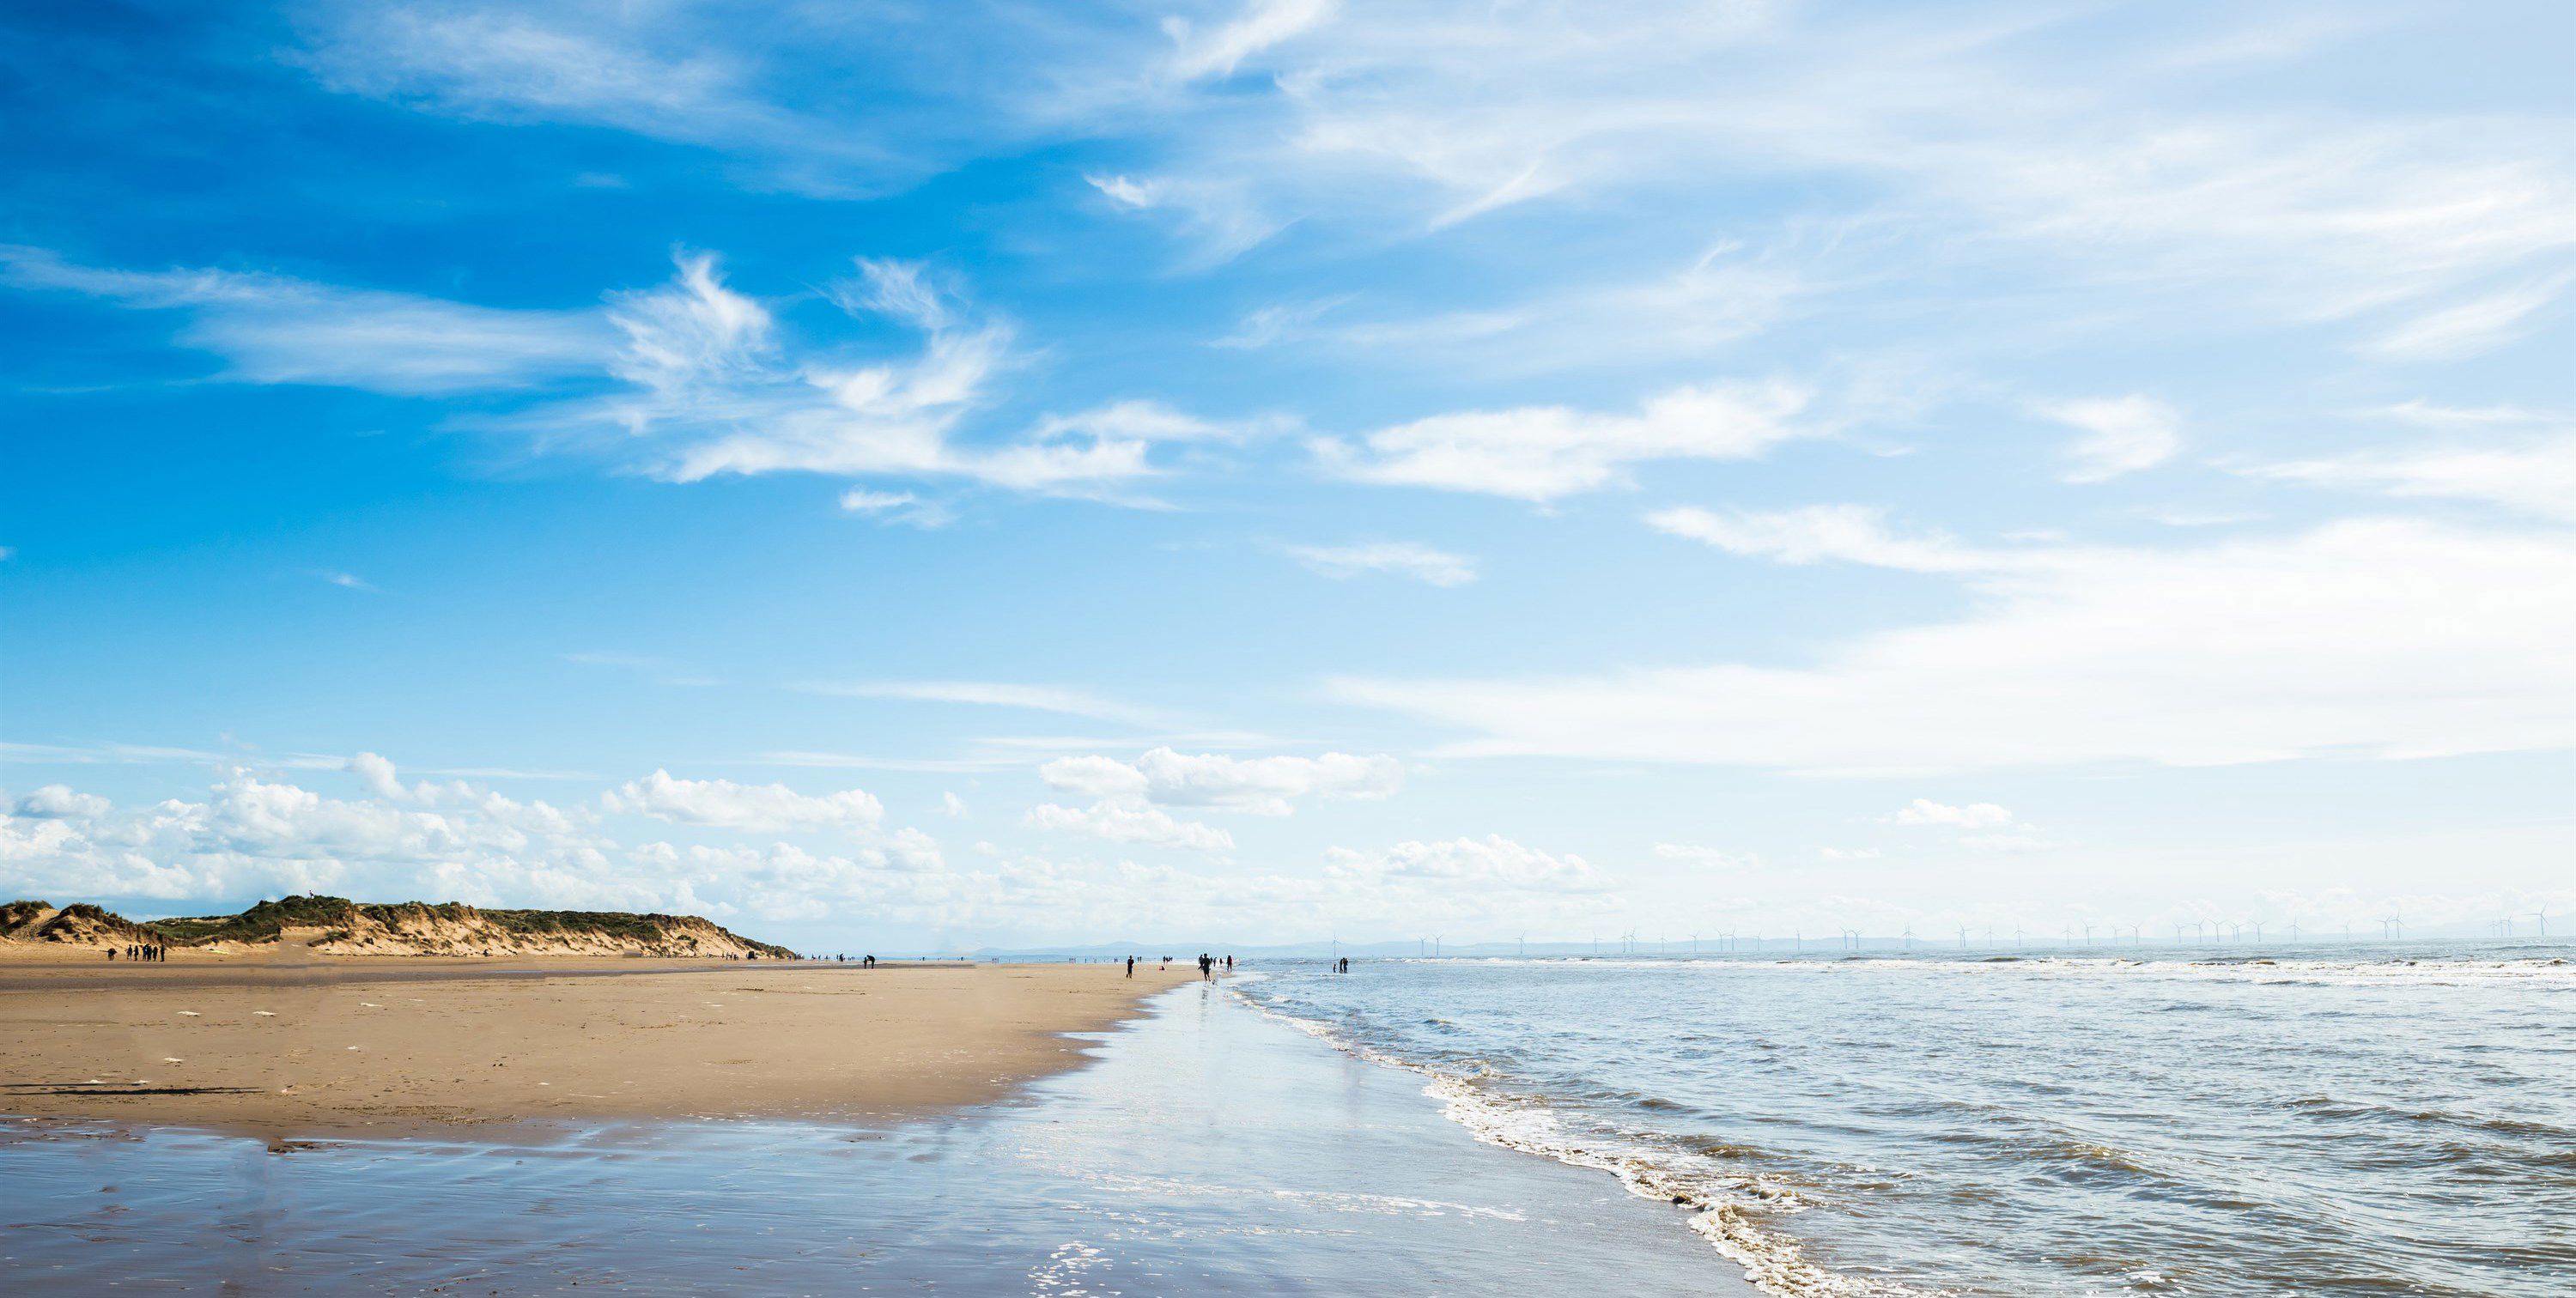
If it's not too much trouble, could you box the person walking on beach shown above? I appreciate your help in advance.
[1125,955,1135,979]
[1198,953,1212,981]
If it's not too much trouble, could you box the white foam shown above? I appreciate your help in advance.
[1229,986,1936,1298]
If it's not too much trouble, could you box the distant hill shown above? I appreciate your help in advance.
[3,895,797,959]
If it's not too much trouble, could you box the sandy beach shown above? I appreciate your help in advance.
[0,951,1194,1140]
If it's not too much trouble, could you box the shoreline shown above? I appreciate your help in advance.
[0,953,1195,1142]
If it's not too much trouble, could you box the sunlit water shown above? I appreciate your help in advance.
[1234,940,2576,1296]
[0,980,1743,1295]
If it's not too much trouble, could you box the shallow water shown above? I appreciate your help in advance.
[1234,940,2576,1296]
[0,980,1745,1295]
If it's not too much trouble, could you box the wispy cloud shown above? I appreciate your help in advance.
[0,246,610,394]
[1284,541,1477,586]
[793,680,1176,728]
[1337,518,2574,773]
[2033,396,2183,484]
[1315,379,1810,500]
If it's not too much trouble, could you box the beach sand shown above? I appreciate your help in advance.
[0,949,1194,1139]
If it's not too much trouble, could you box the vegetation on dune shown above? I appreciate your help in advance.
[4,895,793,956]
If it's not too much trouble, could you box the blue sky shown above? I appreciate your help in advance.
[3,0,2570,951]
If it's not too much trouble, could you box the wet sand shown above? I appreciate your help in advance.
[0,981,1757,1295]
[0,952,1194,1139]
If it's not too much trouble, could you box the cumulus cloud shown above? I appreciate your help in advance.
[1026,801,1235,852]
[604,770,884,833]
[1285,541,1476,586]
[1315,380,1809,501]
[1334,519,2573,773]
[2035,396,2182,483]
[1039,747,1403,816]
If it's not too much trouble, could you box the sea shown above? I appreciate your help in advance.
[1233,939,2576,1295]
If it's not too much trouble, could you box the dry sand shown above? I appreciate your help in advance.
[0,947,1197,1140]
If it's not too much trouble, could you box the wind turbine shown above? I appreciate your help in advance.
[2082,923,2095,947]
[2251,922,2263,944]
[2014,925,2024,949]
[2286,922,2300,943]
[1900,925,1916,951]
[2534,908,2550,937]
[2385,913,2403,941]
[1957,925,1969,949]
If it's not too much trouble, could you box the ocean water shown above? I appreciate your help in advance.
[1233,940,2576,1296]
[0,980,1747,1295]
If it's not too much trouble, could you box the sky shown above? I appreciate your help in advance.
[2,0,2570,953]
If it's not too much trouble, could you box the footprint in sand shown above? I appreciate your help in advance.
[176,1010,200,1017]
[254,1010,276,1017]
[161,1057,184,1064]
[360,1003,384,1009]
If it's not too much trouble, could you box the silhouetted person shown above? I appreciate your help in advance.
[1125,955,1135,978]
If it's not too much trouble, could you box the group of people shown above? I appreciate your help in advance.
[1123,954,1236,979]
[1331,956,1351,973]
[108,943,169,961]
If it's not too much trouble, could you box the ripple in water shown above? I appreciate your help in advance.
[1236,941,2576,1296]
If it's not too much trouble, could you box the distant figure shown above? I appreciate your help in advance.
[1125,955,1135,979]
[1224,955,1233,972]
[1198,953,1212,980]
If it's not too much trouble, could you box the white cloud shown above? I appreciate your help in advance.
[1334,519,2574,773]
[940,792,968,817]
[1325,835,1607,893]
[4,246,1228,500]
[604,770,884,833]
[322,571,376,591]
[12,785,111,820]
[1125,4,2572,323]
[2244,428,2576,523]
[1039,747,1403,815]
[1084,173,1287,265]
[838,488,954,529]
[2364,274,2571,361]
[1315,380,1810,500]
[2035,396,2182,483]
[1647,505,1990,573]
[1164,0,1338,81]
[0,246,610,394]
[1285,541,1476,586]
[1026,800,1235,852]
[799,680,1171,727]
[1893,798,2014,828]
[1818,847,1883,861]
